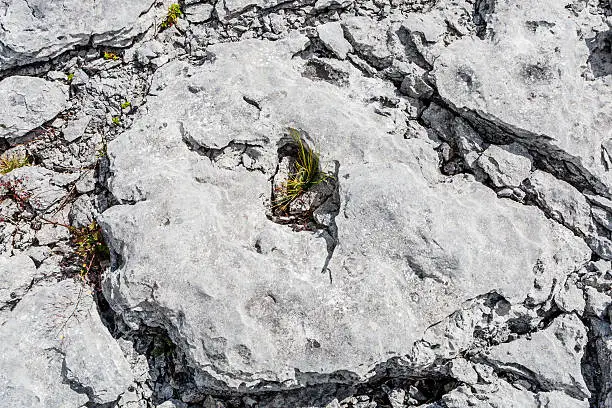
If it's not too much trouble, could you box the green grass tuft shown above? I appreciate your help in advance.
[273,128,330,211]
[121,101,131,109]
[111,116,121,126]
[0,152,31,175]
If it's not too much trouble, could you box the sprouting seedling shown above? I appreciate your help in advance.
[66,73,74,83]
[111,117,121,126]
[273,128,331,211]
[161,4,183,29]
[121,101,131,109]
[103,51,120,61]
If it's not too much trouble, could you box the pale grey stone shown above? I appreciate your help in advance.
[523,170,594,236]
[317,22,353,60]
[157,401,187,408]
[342,17,392,69]
[486,314,589,399]
[0,280,133,407]
[63,115,91,142]
[35,223,70,246]
[3,167,69,212]
[433,0,612,196]
[185,3,214,23]
[592,206,612,231]
[449,358,479,385]
[585,286,610,319]
[314,0,353,11]
[0,0,158,69]
[477,143,533,188]
[101,38,590,392]
[555,276,586,314]
[0,253,37,306]
[0,76,68,143]
[586,235,612,261]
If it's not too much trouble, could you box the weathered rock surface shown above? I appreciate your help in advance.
[0,0,158,70]
[432,0,612,196]
[101,37,591,392]
[0,279,134,407]
[0,76,68,143]
[485,314,589,399]
[0,0,610,405]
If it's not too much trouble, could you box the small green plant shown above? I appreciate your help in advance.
[273,128,330,211]
[161,4,182,29]
[103,51,120,61]
[111,116,121,126]
[66,72,74,83]
[96,143,108,158]
[121,101,131,109]
[0,152,31,174]
[70,221,110,281]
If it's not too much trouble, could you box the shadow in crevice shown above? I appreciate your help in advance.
[586,28,612,78]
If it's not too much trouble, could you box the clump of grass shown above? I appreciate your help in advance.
[70,221,110,282]
[161,4,182,29]
[121,101,131,109]
[273,128,330,211]
[111,116,121,126]
[103,51,120,61]
[0,152,31,174]
[66,72,74,83]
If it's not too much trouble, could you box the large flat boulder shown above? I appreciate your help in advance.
[101,37,590,391]
[0,0,157,69]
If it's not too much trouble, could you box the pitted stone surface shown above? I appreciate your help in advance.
[101,37,590,391]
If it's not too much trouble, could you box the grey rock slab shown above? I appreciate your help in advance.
[442,382,539,408]
[586,235,612,261]
[0,76,68,143]
[523,170,595,237]
[592,206,612,231]
[477,143,533,188]
[433,0,612,196]
[317,22,353,60]
[555,276,586,315]
[485,314,589,399]
[314,0,353,11]
[3,166,69,212]
[0,279,133,407]
[62,115,91,143]
[185,3,214,23]
[0,0,158,69]
[0,253,37,307]
[102,37,590,391]
[342,17,393,69]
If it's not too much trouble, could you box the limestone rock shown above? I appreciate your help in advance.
[317,22,353,60]
[101,38,590,392]
[342,17,392,69]
[523,170,594,236]
[0,76,68,144]
[0,0,158,69]
[477,143,533,188]
[185,3,214,23]
[485,314,589,399]
[0,279,134,407]
[0,253,37,307]
[433,0,612,196]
